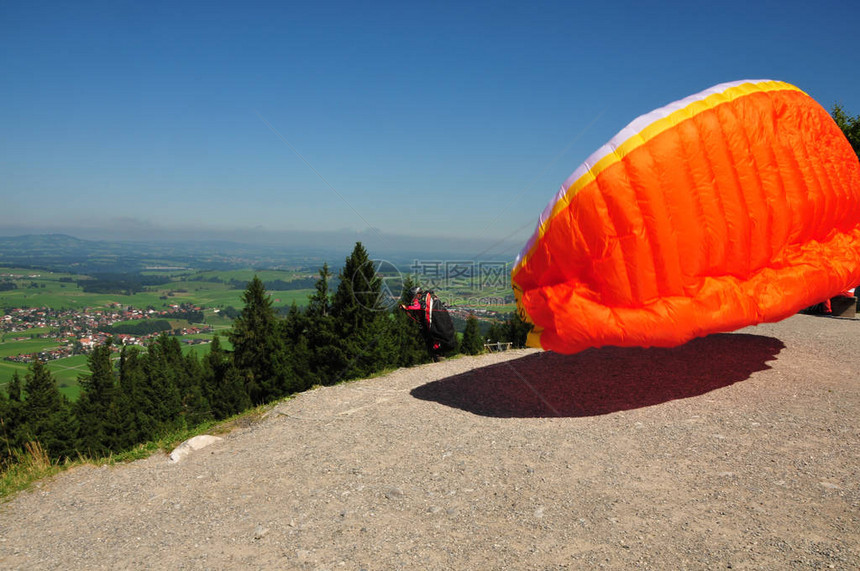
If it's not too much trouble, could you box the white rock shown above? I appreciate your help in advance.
[168,435,224,463]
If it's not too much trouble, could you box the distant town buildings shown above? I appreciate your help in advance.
[1,303,213,363]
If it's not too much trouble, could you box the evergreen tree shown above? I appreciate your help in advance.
[302,267,347,385]
[113,337,185,442]
[230,276,276,401]
[2,371,26,458]
[22,359,63,433]
[7,371,22,402]
[102,393,136,453]
[217,365,253,418]
[831,103,860,160]
[201,334,223,410]
[461,314,485,355]
[0,389,14,465]
[21,359,77,460]
[75,340,117,456]
[485,312,531,348]
[486,321,506,344]
[506,311,531,348]
[157,336,211,426]
[283,302,306,343]
[182,383,211,427]
[307,263,332,318]
[331,243,380,328]
[202,335,251,419]
[117,346,151,444]
[141,335,184,432]
[330,243,397,381]
[230,276,293,403]
[48,403,78,461]
[306,317,348,385]
[281,304,314,391]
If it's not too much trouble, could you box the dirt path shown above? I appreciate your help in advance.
[1,314,858,569]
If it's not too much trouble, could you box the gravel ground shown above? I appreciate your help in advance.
[1,313,858,570]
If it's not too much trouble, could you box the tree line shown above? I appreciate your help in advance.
[0,242,528,466]
[103,319,174,336]
[831,103,860,160]
[77,273,172,295]
[228,277,321,291]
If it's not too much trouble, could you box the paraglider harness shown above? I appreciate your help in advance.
[400,288,457,361]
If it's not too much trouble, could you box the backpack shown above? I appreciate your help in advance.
[423,291,457,352]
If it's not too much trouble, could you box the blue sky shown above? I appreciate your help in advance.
[2,0,858,257]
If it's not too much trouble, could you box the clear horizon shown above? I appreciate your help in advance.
[3,1,858,258]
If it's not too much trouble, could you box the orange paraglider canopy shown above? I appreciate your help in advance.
[513,79,860,354]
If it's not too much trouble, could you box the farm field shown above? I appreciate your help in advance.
[0,337,72,390]
[0,266,306,398]
[0,267,314,311]
[1,327,53,341]
[45,355,90,400]
[187,269,310,282]
[0,351,88,401]
[0,337,62,358]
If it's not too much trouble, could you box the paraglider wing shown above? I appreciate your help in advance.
[512,79,860,354]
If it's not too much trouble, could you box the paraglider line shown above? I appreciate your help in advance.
[503,360,562,417]
[255,110,387,244]
[469,218,537,262]
[470,107,607,261]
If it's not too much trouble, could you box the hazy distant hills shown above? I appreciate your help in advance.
[0,232,520,275]
[1,233,94,253]
[0,233,330,273]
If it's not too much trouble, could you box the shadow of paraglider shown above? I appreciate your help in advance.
[411,333,785,418]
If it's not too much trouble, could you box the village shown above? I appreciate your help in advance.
[1,303,213,363]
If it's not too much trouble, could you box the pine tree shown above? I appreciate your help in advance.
[22,359,77,460]
[461,314,485,355]
[1,371,26,458]
[230,276,293,403]
[146,335,184,428]
[102,393,136,453]
[117,346,151,443]
[0,388,14,465]
[75,340,117,456]
[202,335,251,419]
[507,311,531,348]
[330,243,397,381]
[306,318,348,385]
[486,321,506,344]
[302,266,346,385]
[831,103,860,160]
[280,304,313,391]
[48,403,78,461]
[159,336,212,426]
[332,243,376,326]
[217,365,252,418]
[7,371,22,402]
[182,384,211,427]
[307,263,332,318]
